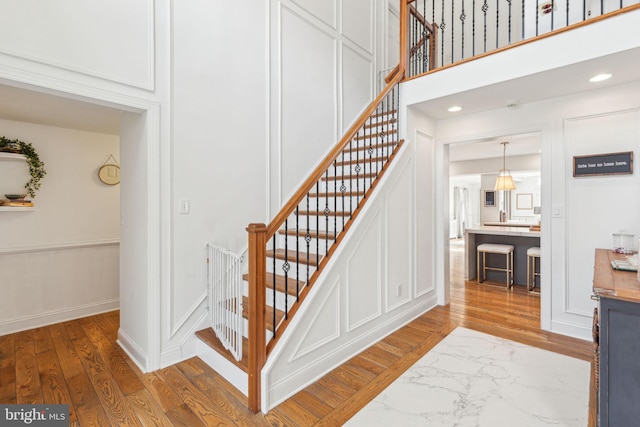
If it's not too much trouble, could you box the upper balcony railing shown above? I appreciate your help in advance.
[406,0,640,79]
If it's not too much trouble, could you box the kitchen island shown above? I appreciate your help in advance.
[464,226,541,286]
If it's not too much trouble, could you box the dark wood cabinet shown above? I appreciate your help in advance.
[593,249,640,427]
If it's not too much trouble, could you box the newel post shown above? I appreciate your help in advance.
[247,223,267,413]
[400,0,409,75]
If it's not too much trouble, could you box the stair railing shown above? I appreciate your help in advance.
[206,243,244,362]
[245,0,409,412]
[408,2,438,77]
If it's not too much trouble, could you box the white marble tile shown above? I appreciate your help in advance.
[345,327,590,427]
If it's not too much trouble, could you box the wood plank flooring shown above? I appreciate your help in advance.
[1,243,595,426]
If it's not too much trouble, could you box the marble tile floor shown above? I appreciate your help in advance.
[345,327,590,427]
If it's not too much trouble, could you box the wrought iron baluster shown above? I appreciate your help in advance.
[295,206,299,299]
[349,140,353,216]
[472,0,476,57]
[550,0,555,31]
[536,0,539,36]
[271,238,276,337]
[316,181,319,258]
[340,149,346,232]
[282,219,289,321]
[423,0,428,73]
[496,0,499,49]
[356,132,361,208]
[440,0,445,66]
[333,159,337,245]
[324,169,329,255]
[460,0,466,59]
[305,194,310,292]
[368,116,373,192]
[566,0,569,27]
[482,0,488,52]
[451,1,455,63]
[507,0,512,45]
[522,0,525,40]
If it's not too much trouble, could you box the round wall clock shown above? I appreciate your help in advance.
[98,163,120,185]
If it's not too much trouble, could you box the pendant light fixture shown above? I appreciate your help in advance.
[494,141,516,191]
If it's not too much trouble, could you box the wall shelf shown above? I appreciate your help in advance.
[0,152,27,161]
[0,206,35,212]
[1,152,31,210]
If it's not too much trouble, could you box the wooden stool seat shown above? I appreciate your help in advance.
[477,243,514,289]
[527,246,541,293]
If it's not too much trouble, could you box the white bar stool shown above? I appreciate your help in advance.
[527,246,541,293]
[477,243,514,289]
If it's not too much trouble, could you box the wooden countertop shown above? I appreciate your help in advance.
[484,222,536,227]
[593,248,640,303]
[465,226,540,238]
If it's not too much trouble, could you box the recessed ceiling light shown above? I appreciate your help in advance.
[589,73,612,83]
[448,105,462,112]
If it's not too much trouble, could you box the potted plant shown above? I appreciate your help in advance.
[0,136,47,198]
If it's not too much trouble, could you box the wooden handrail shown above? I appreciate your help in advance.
[408,4,435,33]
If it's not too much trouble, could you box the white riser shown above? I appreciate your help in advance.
[242,280,297,310]
[266,260,319,284]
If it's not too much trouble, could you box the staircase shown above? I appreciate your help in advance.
[195,70,405,409]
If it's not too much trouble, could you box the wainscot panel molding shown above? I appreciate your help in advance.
[0,300,119,336]
[290,278,341,362]
[563,110,640,326]
[347,209,383,331]
[341,0,374,54]
[0,238,120,255]
[270,0,381,211]
[262,141,438,410]
[0,0,155,90]
[385,153,414,312]
[290,0,337,29]
[0,241,120,335]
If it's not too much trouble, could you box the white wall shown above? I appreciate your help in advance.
[435,81,640,340]
[269,0,384,212]
[0,119,120,334]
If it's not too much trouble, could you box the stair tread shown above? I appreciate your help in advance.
[322,172,377,181]
[242,296,284,331]
[308,191,365,197]
[195,328,248,373]
[370,109,397,119]
[334,156,388,167]
[266,248,321,266]
[297,210,350,217]
[342,142,397,153]
[354,129,397,141]
[242,272,302,296]
[278,228,336,240]
[364,118,396,129]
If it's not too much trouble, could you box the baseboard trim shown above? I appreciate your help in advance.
[0,299,119,335]
[117,328,149,373]
[264,295,437,411]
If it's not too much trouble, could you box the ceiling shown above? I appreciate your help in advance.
[413,47,640,121]
[0,83,122,135]
[0,47,638,140]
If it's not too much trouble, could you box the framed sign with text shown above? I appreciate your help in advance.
[573,151,633,177]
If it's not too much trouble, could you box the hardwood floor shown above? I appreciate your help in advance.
[1,244,595,426]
